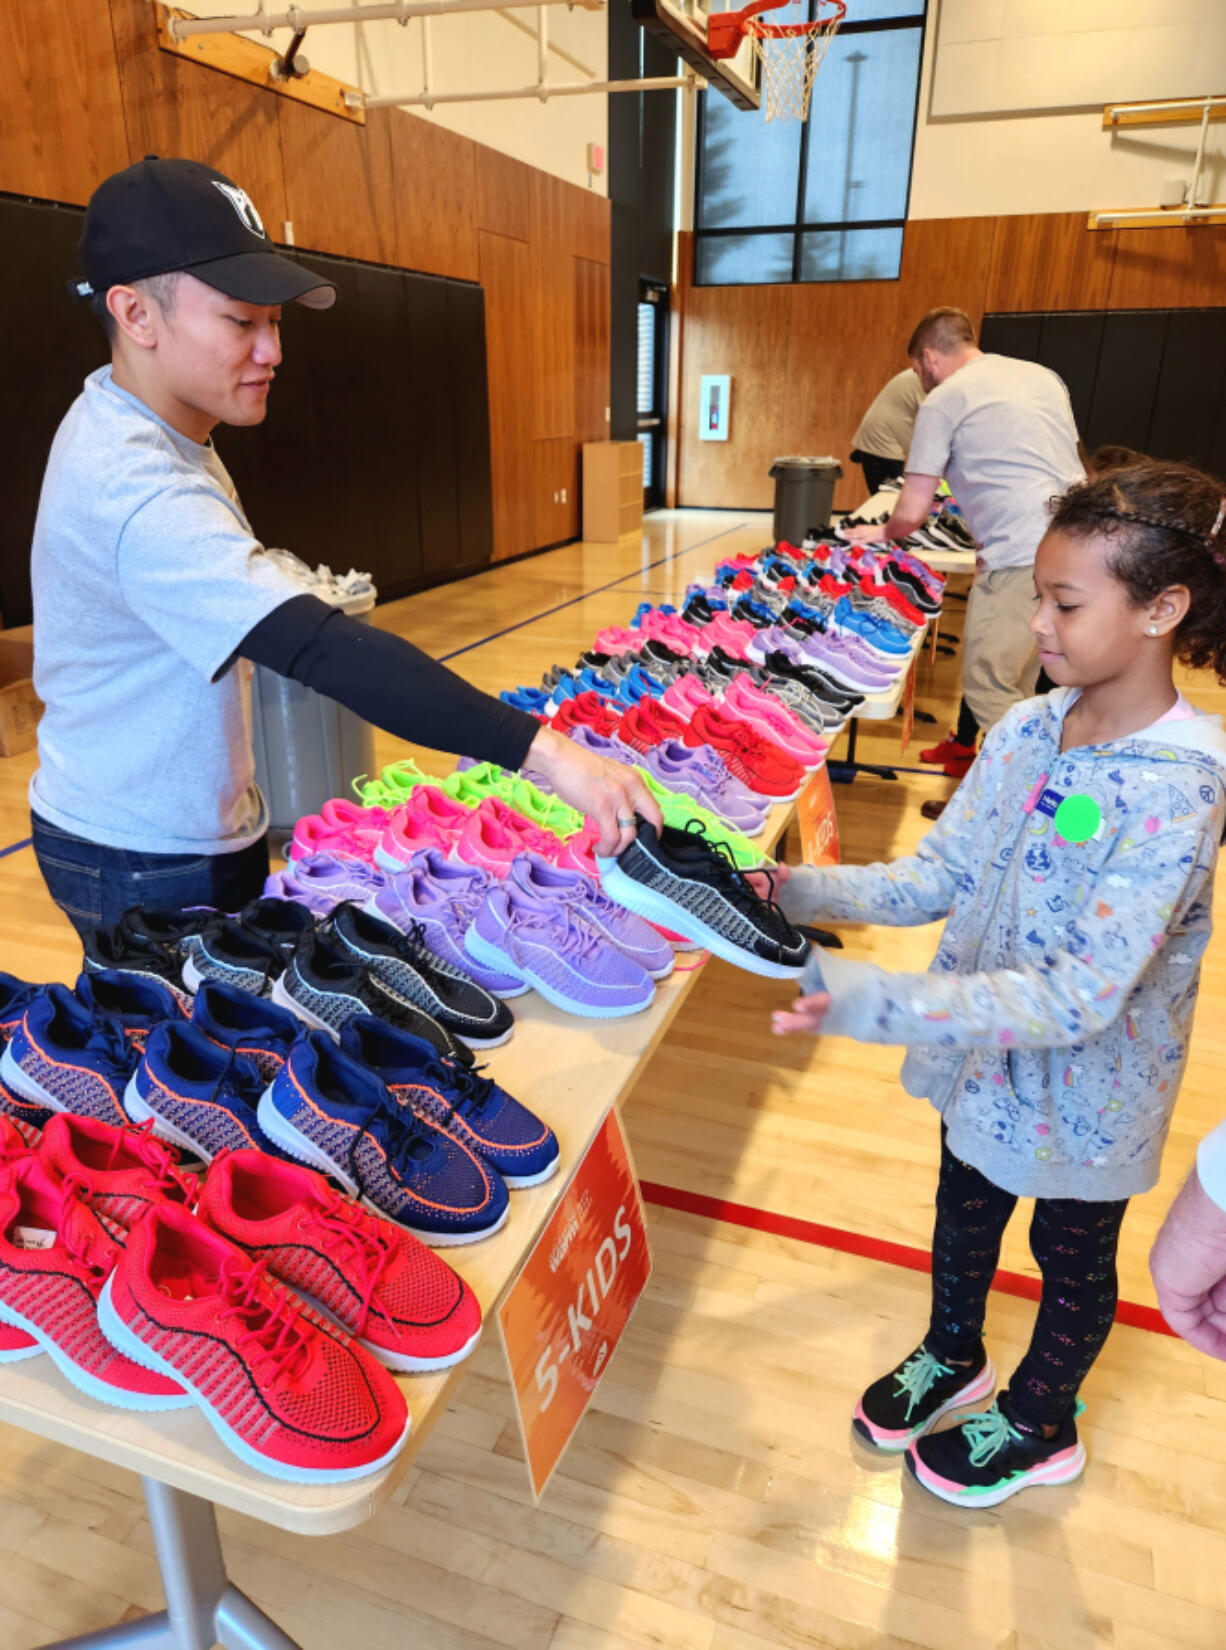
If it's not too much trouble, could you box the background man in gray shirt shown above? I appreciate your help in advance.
[843,307,1084,791]
[849,367,925,496]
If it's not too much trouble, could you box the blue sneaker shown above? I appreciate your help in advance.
[124,1020,280,1163]
[630,601,675,629]
[499,685,552,716]
[832,597,911,656]
[574,668,620,703]
[0,973,51,1143]
[191,981,301,1085]
[257,1032,509,1245]
[0,972,42,1046]
[1,985,137,1128]
[340,1015,559,1188]
[74,969,186,1054]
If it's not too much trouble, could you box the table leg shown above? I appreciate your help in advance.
[39,1478,303,1650]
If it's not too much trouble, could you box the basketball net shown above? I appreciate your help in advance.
[743,0,844,123]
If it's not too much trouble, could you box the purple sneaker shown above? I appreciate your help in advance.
[794,635,896,693]
[463,881,655,1019]
[641,740,769,836]
[368,850,528,999]
[264,854,387,918]
[565,725,640,766]
[507,853,674,981]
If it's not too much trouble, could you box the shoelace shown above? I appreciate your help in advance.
[677,821,793,939]
[346,1099,436,1207]
[514,898,608,964]
[105,1119,199,1208]
[216,1257,313,1384]
[311,1189,397,1335]
[58,1182,115,1288]
[892,1348,953,1421]
[962,1405,1023,1467]
[84,1011,141,1074]
[417,1055,496,1125]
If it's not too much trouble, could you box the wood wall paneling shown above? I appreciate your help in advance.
[530,172,576,439]
[108,0,288,232]
[278,101,396,265]
[474,143,533,242]
[1108,225,1226,310]
[0,0,129,206]
[574,256,611,445]
[388,109,479,283]
[894,214,998,337]
[533,437,580,547]
[479,230,535,563]
[568,185,613,267]
[986,210,1117,312]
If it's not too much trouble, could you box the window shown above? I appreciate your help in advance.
[694,2,925,286]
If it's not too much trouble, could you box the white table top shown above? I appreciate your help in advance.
[0,806,797,1539]
[848,491,979,577]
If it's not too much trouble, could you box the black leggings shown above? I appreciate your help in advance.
[926,1130,1128,1428]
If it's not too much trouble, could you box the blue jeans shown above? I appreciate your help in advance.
[31,812,271,938]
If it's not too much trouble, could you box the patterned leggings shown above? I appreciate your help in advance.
[925,1129,1128,1428]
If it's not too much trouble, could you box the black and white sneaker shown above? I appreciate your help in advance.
[272,931,470,1063]
[182,919,285,997]
[640,638,689,668]
[82,927,194,1015]
[318,903,514,1050]
[681,594,719,627]
[116,905,216,962]
[237,897,317,965]
[597,819,810,979]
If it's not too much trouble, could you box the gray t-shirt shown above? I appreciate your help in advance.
[906,354,1084,570]
[30,367,301,854]
[852,368,925,461]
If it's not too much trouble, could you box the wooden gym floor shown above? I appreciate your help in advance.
[1,509,1225,1648]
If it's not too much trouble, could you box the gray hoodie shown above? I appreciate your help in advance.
[781,689,1226,1199]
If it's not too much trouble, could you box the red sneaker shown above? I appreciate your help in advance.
[682,705,805,798]
[198,1151,482,1373]
[860,577,925,628]
[617,699,690,755]
[550,693,623,739]
[98,1200,410,1483]
[39,1113,196,1239]
[919,732,977,769]
[0,1157,190,1409]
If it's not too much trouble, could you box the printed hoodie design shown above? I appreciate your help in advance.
[781,689,1226,1198]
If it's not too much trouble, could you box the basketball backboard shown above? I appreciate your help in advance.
[631,0,761,110]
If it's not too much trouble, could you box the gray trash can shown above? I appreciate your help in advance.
[769,455,843,544]
[250,574,377,840]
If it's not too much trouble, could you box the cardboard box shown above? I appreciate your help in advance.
[0,627,41,757]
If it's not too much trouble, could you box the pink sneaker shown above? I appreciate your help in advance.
[289,805,387,863]
[661,675,718,724]
[374,789,470,872]
[639,613,703,654]
[595,624,646,654]
[455,800,563,878]
[721,678,829,768]
[694,614,757,660]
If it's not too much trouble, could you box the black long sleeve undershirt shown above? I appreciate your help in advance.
[238,594,540,774]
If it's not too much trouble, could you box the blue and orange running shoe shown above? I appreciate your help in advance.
[1,985,137,1129]
[191,980,301,1085]
[257,1032,509,1245]
[124,1020,281,1162]
[340,1015,559,1188]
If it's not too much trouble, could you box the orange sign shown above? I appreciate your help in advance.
[498,1108,651,1497]
[900,660,917,755]
[796,762,840,866]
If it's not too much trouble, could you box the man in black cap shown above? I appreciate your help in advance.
[31,157,656,931]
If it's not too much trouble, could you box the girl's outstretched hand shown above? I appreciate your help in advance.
[772,991,830,1036]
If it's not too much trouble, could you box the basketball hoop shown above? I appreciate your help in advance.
[708,0,845,123]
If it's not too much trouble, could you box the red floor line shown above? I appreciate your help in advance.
[639,1180,1176,1340]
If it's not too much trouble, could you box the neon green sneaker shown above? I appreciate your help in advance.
[638,771,770,871]
[352,757,442,810]
[442,764,585,836]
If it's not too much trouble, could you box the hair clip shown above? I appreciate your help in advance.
[1212,498,1226,543]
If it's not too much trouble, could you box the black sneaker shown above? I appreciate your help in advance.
[82,927,194,1015]
[639,638,688,668]
[853,1341,995,1453]
[907,1391,1087,1507]
[182,919,284,998]
[884,566,941,613]
[763,651,862,717]
[117,905,216,961]
[237,898,316,965]
[272,931,471,1064]
[681,594,719,626]
[318,902,515,1050]
[597,818,809,979]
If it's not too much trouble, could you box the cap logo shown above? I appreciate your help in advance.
[212,180,266,240]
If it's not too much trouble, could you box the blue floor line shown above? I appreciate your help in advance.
[0,837,32,862]
[437,520,749,665]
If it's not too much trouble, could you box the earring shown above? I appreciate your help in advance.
[1148,625,1159,635]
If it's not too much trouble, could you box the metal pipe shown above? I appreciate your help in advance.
[1092,205,1226,224]
[421,15,433,97]
[364,72,697,107]
[537,4,548,92]
[1105,94,1226,121]
[168,0,599,41]
[1190,93,1213,207]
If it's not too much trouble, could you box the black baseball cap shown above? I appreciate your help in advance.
[73,156,336,311]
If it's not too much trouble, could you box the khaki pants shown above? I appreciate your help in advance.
[962,564,1039,734]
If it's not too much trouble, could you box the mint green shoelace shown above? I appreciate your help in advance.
[962,1406,1022,1467]
[893,1349,953,1420]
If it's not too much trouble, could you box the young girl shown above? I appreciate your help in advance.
[770,459,1226,1507]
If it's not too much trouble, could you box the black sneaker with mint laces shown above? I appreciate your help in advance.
[853,1340,996,1453]
[906,1390,1087,1508]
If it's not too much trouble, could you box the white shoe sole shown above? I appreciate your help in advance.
[464,929,656,1020]
[0,1044,69,1115]
[907,1439,1087,1508]
[0,1294,193,1412]
[596,861,805,981]
[122,1073,219,1163]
